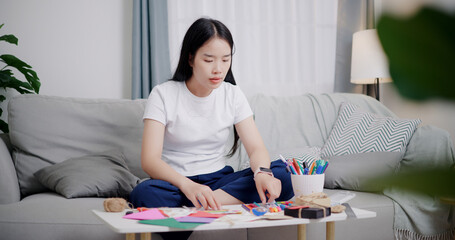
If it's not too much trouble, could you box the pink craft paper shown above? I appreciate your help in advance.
[176,216,216,224]
[189,211,226,218]
[123,208,166,220]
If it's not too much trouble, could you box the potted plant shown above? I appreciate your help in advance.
[368,6,455,199]
[0,23,40,133]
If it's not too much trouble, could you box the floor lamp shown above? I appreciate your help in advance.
[350,29,392,101]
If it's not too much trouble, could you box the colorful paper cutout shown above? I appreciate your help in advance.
[188,211,226,218]
[176,216,216,223]
[123,208,166,220]
[138,218,205,229]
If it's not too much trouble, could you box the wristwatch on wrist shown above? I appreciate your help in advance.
[254,167,274,179]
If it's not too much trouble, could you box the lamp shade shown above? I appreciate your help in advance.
[350,29,392,84]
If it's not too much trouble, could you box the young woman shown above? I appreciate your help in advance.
[129,18,293,210]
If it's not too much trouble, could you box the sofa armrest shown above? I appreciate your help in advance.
[401,125,455,170]
[0,134,20,204]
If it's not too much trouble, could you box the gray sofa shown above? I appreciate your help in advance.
[1,93,453,240]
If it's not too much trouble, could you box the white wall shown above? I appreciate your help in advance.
[0,0,132,99]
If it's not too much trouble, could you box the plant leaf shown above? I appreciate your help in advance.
[0,34,18,45]
[365,167,455,198]
[0,23,19,45]
[377,7,455,101]
[0,70,34,94]
[0,54,31,68]
[0,119,8,134]
[0,54,40,93]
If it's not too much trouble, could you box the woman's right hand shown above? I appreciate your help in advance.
[180,180,221,210]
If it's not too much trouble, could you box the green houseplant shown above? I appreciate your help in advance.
[0,23,40,133]
[367,7,455,199]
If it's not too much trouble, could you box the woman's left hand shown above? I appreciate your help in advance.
[254,173,282,204]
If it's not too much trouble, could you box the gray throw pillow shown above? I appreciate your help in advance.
[324,151,403,192]
[34,149,140,199]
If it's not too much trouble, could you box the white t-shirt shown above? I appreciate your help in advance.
[143,81,253,176]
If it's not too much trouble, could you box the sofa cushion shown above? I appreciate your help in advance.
[0,134,20,204]
[0,192,247,240]
[323,152,402,191]
[321,102,421,157]
[0,192,124,240]
[8,95,147,197]
[34,149,140,198]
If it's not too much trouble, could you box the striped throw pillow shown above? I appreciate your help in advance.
[321,103,421,157]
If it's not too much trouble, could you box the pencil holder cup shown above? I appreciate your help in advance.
[291,174,325,197]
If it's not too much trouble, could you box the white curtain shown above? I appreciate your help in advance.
[167,0,338,97]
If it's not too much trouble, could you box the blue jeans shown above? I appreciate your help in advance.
[129,160,294,208]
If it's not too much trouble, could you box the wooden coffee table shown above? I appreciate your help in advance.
[92,205,376,240]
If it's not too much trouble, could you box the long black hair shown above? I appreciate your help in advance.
[171,17,240,157]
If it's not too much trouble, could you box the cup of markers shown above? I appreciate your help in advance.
[280,155,329,196]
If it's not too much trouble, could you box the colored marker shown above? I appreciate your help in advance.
[292,158,301,175]
[311,164,317,175]
[309,162,316,175]
[297,161,305,175]
[322,161,329,173]
[289,163,297,175]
